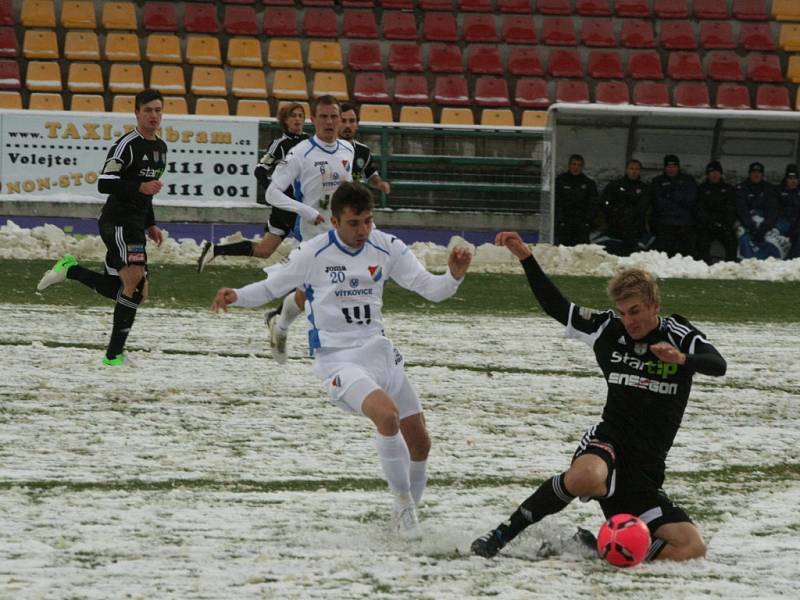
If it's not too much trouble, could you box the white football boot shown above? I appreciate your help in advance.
[265,309,288,364]
[392,493,422,541]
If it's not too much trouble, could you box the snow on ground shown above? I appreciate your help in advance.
[1,304,798,598]
[4,219,800,280]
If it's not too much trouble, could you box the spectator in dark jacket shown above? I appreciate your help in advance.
[776,163,800,259]
[598,159,651,256]
[554,154,599,246]
[648,154,697,257]
[695,160,738,263]
[735,162,782,260]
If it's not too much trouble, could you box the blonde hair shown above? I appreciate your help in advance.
[607,268,661,306]
[277,102,305,132]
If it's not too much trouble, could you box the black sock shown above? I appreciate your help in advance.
[213,240,254,257]
[67,265,120,300]
[498,473,575,543]
[106,289,142,359]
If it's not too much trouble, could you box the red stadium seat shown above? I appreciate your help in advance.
[304,9,338,37]
[383,12,417,40]
[380,0,413,7]
[627,50,663,79]
[0,0,12,26]
[474,77,511,107]
[693,0,728,19]
[746,53,782,82]
[343,10,379,38]
[420,0,454,9]
[508,46,544,76]
[184,4,218,34]
[756,85,791,110]
[224,6,258,35]
[0,59,20,89]
[660,21,696,50]
[739,23,775,51]
[667,52,704,80]
[0,26,18,57]
[348,42,382,71]
[577,0,611,17]
[342,0,373,5]
[537,0,571,15]
[707,51,743,81]
[395,74,430,103]
[497,0,532,12]
[595,80,629,104]
[353,73,390,102]
[263,0,294,4]
[715,83,751,109]
[459,0,493,11]
[621,20,655,48]
[633,81,669,106]
[468,46,503,75]
[582,19,615,47]
[264,8,297,36]
[588,50,623,78]
[674,82,710,108]
[502,16,536,45]
[463,14,497,42]
[700,22,735,49]
[143,2,177,32]
[555,80,590,103]
[302,0,334,5]
[733,0,768,21]
[429,44,463,73]
[616,0,649,17]
[514,78,550,108]
[433,75,470,106]
[225,0,256,3]
[542,18,577,45]
[388,43,422,71]
[654,0,688,18]
[424,13,458,42]
[548,48,583,77]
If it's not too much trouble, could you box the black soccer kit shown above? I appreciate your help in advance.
[255,131,308,238]
[351,140,378,184]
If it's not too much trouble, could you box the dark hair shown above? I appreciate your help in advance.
[627,159,642,168]
[340,102,359,120]
[135,89,164,110]
[277,102,305,132]
[569,154,584,163]
[313,94,341,116]
[331,182,374,218]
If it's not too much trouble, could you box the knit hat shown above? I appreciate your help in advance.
[786,164,798,178]
[705,160,723,174]
[663,154,680,167]
[749,162,765,173]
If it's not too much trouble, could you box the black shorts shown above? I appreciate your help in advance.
[572,423,692,535]
[266,206,298,239]
[98,220,147,276]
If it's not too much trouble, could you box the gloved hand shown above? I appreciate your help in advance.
[254,163,270,187]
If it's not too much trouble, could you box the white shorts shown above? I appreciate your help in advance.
[312,336,422,419]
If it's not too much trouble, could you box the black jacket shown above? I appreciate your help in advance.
[648,173,697,229]
[735,179,778,233]
[696,180,737,229]
[600,176,649,241]
[555,172,599,229]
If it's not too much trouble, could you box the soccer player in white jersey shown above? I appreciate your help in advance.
[212,183,472,540]
[263,95,355,364]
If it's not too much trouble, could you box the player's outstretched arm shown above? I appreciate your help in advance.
[448,246,472,280]
[212,288,238,313]
[495,231,532,260]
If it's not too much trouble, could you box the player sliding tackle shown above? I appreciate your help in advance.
[472,231,726,561]
[212,182,472,541]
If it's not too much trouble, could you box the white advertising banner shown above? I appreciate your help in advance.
[0,110,260,203]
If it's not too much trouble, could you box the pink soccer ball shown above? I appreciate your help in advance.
[596,513,651,567]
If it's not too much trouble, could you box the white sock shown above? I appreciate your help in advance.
[374,432,411,495]
[276,293,303,333]
[409,460,428,506]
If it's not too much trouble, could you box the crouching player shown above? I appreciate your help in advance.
[472,231,726,561]
[212,182,471,540]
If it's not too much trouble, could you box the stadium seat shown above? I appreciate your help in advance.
[440,107,475,125]
[163,96,188,115]
[429,45,463,73]
[23,30,58,60]
[195,98,229,116]
[508,47,544,76]
[146,34,181,63]
[715,83,751,109]
[224,6,259,35]
[388,43,422,72]
[105,33,140,62]
[467,46,503,75]
[747,53,782,82]
[237,99,270,117]
[0,0,11,26]
[674,82,710,108]
[304,9,338,37]
[588,50,623,78]
[143,2,176,32]
[733,0,768,21]
[150,64,185,94]
[481,109,515,126]
[0,91,18,108]
[343,0,378,6]
[271,70,308,99]
[302,0,335,5]
[773,0,800,21]
[542,18,577,46]
[497,0,532,12]
[21,0,56,27]
[433,75,469,105]
[61,1,96,29]
[521,110,547,127]
[0,27,17,58]
[788,55,800,83]
[693,0,728,19]
[26,61,62,91]
[312,71,348,100]
[514,78,550,108]
[308,41,343,70]
[595,80,629,104]
[0,60,20,89]
[227,38,263,67]
[185,3,218,34]
[739,23,775,51]
[108,63,144,94]
[654,0,688,19]
[424,13,459,42]
[190,66,227,96]
[707,52,743,81]
[67,62,103,93]
[700,22,735,50]
[577,0,611,16]
[187,36,222,65]
[460,0,492,11]
[582,19,616,47]
[359,104,393,122]
[667,52,704,80]
[349,42,383,71]
[111,95,134,112]
[267,40,302,69]
[464,15,498,42]
[70,94,105,112]
[616,0,649,17]
[383,12,417,40]
[344,10,378,38]
[102,2,137,30]
[537,0,571,15]
[474,77,510,107]
[420,0,453,9]
[627,50,663,79]
[756,85,791,110]
[264,8,298,36]
[396,74,430,103]
[353,72,390,102]
[621,20,655,48]
[555,80,590,103]
[232,68,267,98]
[28,92,63,110]
[399,106,434,124]
[548,48,583,78]
[779,25,800,52]
[381,0,413,7]
[633,82,669,106]
[64,31,99,61]
[502,16,536,45]
[660,21,696,50]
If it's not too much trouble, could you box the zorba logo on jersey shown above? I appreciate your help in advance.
[368,265,382,282]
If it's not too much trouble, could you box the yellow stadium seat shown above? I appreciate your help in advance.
[64,31,100,61]
[102,2,137,30]
[191,67,227,97]
[308,41,343,70]
[779,24,800,52]
[61,1,96,29]
[146,34,181,64]
[150,65,186,95]
[186,36,222,66]
[272,70,308,100]
[359,104,393,123]
[67,62,103,93]
[267,39,303,69]
[232,68,267,99]
[26,61,62,91]
[521,110,548,127]
[70,94,105,112]
[481,109,515,127]
[108,63,144,94]
[312,72,348,100]
[21,0,56,28]
[277,100,311,119]
[28,93,64,111]
[164,96,188,114]
[788,55,800,83]
[228,38,263,68]
[440,107,475,125]
[773,0,800,21]
[0,91,23,109]
[112,95,135,113]
[23,30,59,60]
[195,98,229,116]
[399,106,434,124]
[105,32,140,62]
[237,99,271,117]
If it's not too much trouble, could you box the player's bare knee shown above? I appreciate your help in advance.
[408,431,431,460]
[564,463,606,497]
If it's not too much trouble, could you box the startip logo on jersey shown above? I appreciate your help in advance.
[610,350,679,378]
